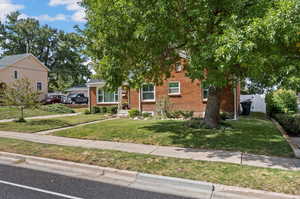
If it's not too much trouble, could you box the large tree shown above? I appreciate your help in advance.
[82,0,300,128]
[0,12,91,92]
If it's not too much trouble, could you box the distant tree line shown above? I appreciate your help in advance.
[0,12,91,92]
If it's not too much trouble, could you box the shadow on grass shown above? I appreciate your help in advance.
[140,119,293,157]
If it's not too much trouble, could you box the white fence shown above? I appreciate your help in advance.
[240,94,266,113]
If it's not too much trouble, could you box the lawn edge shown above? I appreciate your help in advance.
[271,118,300,158]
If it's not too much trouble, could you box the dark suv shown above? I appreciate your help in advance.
[64,93,88,104]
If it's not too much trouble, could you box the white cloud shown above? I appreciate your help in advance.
[0,0,24,22]
[36,14,67,22]
[48,0,85,23]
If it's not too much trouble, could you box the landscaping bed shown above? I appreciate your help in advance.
[54,113,293,157]
[274,113,300,137]
[0,114,106,133]
[0,138,298,195]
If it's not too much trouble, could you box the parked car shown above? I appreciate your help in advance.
[63,93,88,104]
[42,95,65,105]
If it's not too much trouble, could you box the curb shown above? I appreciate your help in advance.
[0,152,299,199]
[271,119,300,158]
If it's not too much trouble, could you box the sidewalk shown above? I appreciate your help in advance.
[0,130,299,171]
[0,113,80,123]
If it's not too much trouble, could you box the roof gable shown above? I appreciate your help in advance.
[0,54,49,71]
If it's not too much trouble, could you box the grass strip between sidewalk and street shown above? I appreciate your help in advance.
[0,114,106,133]
[0,138,299,195]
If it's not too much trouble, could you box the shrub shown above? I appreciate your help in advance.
[41,104,75,114]
[166,110,194,119]
[156,96,173,117]
[220,112,233,120]
[266,89,297,116]
[84,109,91,115]
[274,114,300,136]
[101,107,108,113]
[107,106,118,114]
[91,106,101,114]
[142,112,152,118]
[179,110,194,119]
[128,109,141,118]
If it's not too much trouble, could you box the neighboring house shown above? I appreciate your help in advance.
[65,86,88,97]
[87,58,240,117]
[0,54,49,100]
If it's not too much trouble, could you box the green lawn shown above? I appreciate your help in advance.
[0,114,106,133]
[54,113,293,157]
[0,138,298,195]
[0,106,58,120]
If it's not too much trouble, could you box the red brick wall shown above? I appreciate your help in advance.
[89,61,240,116]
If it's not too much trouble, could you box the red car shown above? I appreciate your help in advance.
[42,95,64,105]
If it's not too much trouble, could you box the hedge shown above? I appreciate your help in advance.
[274,114,300,136]
[266,89,298,116]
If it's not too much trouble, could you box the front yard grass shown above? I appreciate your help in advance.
[0,106,58,120]
[54,113,293,157]
[0,114,106,133]
[0,138,299,195]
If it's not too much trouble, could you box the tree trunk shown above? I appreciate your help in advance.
[20,106,24,121]
[204,87,222,128]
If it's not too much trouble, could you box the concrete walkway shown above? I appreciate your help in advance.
[0,113,80,123]
[0,131,299,171]
[35,117,118,135]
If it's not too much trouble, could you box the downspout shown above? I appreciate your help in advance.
[233,87,237,120]
[138,88,142,112]
[88,85,92,113]
[118,87,122,112]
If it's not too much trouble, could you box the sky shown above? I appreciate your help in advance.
[0,0,86,32]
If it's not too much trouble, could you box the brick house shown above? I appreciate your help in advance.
[87,58,240,117]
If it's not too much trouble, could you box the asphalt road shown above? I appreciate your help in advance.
[0,164,193,199]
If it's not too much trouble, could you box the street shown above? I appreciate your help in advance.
[0,164,193,199]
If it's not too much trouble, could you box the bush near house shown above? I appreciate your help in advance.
[128,109,141,118]
[274,114,300,136]
[40,104,75,114]
[266,89,298,116]
[91,106,118,114]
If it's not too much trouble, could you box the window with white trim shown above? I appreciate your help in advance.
[97,89,119,103]
[168,82,180,95]
[142,84,155,101]
[37,82,42,91]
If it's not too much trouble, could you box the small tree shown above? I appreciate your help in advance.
[3,78,40,122]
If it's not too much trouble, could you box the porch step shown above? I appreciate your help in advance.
[117,110,129,117]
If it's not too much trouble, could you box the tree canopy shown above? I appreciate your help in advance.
[0,12,91,92]
[82,0,300,127]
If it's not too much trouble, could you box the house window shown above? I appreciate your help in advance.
[175,63,183,72]
[202,86,209,101]
[14,71,18,79]
[142,84,155,101]
[97,89,119,103]
[168,82,180,95]
[37,82,42,91]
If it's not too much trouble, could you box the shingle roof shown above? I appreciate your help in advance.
[0,54,31,68]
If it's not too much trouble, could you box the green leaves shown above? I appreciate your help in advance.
[83,0,300,91]
[0,12,91,92]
